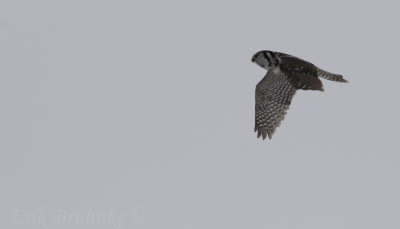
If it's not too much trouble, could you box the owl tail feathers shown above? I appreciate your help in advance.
[317,68,348,83]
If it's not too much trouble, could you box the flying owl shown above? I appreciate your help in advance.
[251,50,348,140]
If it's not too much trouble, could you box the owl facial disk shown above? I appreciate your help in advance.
[252,51,270,70]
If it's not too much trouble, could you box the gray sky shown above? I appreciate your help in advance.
[1,0,400,228]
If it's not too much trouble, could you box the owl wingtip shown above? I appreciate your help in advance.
[254,129,274,140]
[267,130,274,140]
[262,131,267,140]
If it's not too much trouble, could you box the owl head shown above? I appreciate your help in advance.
[251,50,278,70]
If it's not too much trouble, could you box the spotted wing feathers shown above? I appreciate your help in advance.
[289,72,324,91]
[278,54,318,76]
[255,70,297,140]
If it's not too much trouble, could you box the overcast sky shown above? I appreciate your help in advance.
[1,0,400,228]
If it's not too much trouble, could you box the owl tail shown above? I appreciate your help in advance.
[317,68,348,83]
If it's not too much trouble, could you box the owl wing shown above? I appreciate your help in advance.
[278,54,318,76]
[278,54,324,91]
[255,70,297,140]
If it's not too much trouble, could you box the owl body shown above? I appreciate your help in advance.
[251,50,348,140]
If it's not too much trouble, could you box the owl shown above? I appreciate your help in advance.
[251,50,348,140]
